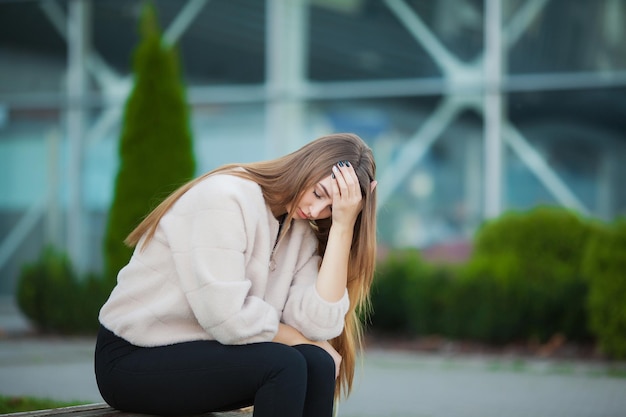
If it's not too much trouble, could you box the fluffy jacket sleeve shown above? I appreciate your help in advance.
[159,175,279,345]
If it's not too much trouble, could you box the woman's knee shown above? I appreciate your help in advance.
[262,342,309,380]
[293,344,336,379]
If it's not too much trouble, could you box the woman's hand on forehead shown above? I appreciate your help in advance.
[330,161,363,228]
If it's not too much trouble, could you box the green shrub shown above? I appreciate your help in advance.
[583,218,626,359]
[370,207,618,348]
[442,257,523,343]
[405,262,456,336]
[16,247,109,334]
[452,206,592,344]
[369,251,417,334]
[370,250,454,336]
[103,2,195,283]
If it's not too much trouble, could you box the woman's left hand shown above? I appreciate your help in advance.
[330,161,363,228]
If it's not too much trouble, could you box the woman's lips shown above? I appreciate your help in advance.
[298,208,307,219]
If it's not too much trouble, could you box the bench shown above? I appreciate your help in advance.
[4,403,252,417]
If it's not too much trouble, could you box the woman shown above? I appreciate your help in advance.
[95,133,377,417]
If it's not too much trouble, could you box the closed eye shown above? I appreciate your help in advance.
[313,190,322,199]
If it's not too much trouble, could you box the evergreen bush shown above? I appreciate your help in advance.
[15,2,196,335]
[103,2,195,283]
[583,218,626,359]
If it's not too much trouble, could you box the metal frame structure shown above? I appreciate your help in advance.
[2,0,626,273]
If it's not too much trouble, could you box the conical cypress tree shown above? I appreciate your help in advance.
[103,2,195,283]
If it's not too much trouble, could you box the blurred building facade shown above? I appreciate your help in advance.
[1,0,625,294]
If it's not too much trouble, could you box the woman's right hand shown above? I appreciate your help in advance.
[329,162,363,229]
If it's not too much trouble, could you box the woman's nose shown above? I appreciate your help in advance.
[309,202,328,219]
[308,205,320,218]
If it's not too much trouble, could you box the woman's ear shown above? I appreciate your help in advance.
[370,180,377,192]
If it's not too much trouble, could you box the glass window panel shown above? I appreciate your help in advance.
[508,0,626,74]
[0,2,66,95]
[308,1,439,80]
[508,87,626,218]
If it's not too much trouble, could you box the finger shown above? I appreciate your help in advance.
[335,161,358,197]
[333,164,351,198]
[331,165,342,197]
[344,161,360,183]
[346,165,362,197]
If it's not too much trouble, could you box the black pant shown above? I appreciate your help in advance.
[94,326,336,417]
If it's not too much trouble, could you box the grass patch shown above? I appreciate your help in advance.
[0,395,87,414]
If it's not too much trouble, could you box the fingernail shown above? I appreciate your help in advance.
[338,161,344,167]
[345,161,351,167]
[331,172,336,179]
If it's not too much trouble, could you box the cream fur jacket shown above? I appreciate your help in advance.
[99,174,350,347]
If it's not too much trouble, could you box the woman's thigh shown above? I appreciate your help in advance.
[96,329,308,415]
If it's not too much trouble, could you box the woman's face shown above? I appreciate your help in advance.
[288,174,335,221]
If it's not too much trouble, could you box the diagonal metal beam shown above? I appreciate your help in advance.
[504,0,551,49]
[38,0,66,37]
[164,0,210,46]
[384,0,464,76]
[504,123,590,215]
[377,96,466,206]
[86,106,123,144]
[0,196,48,273]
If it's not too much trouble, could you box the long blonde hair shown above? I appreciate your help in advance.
[126,133,377,399]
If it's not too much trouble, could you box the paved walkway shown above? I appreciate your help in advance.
[339,349,626,417]
[1,297,625,417]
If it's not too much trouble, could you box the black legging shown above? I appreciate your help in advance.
[94,326,336,417]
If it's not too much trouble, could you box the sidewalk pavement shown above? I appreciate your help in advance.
[1,296,625,417]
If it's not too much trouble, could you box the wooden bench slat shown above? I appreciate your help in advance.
[2,403,252,417]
